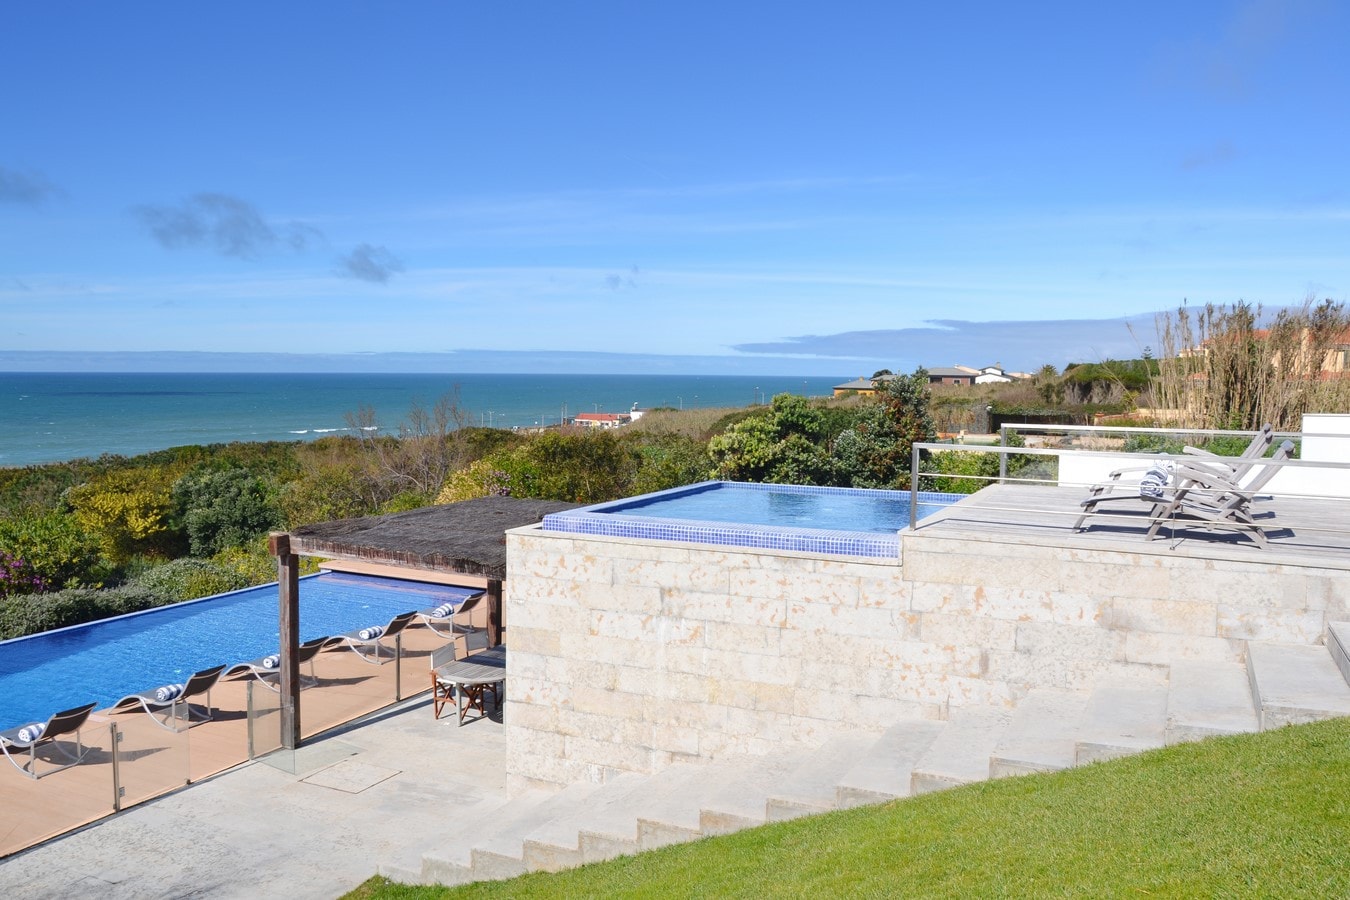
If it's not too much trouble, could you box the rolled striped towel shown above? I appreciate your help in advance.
[428,602,456,618]
[1139,463,1170,500]
[261,655,280,669]
[358,626,385,641]
[17,722,45,743]
[155,684,184,702]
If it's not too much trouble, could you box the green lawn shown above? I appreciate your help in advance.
[346,717,1350,899]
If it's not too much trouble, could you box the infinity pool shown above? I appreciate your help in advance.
[0,572,478,731]
[542,481,963,557]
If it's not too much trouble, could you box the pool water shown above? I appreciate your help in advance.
[542,481,964,558]
[613,482,953,533]
[0,572,479,731]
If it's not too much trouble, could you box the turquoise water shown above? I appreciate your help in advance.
[0,572,478,730]
[606,482,959,534]
[0,372,843,467]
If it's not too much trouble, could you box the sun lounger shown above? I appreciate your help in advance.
[225,636,329,691]
[111,664,228,731]
[1076,440,1294,548]
[416,590,486,642]
[1083,425,1274,501]
[324,611,417,664]
[0,702,97,779]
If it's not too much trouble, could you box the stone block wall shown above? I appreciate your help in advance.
[503,524,1348,793]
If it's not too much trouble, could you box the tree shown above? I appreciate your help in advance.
[172,467,281,557]
[347,390,472,503]
[67,467,182,566]
[707,394,835,485]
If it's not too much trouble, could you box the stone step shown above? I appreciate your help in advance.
[990,689,1089,777]
[1247,641,1350,730]
[836,719,947,807]
[911,705,1012,795]
[1075,685,1168,765]
[635,761,752,851]
[469,781,605,881]
[575,763,715,864]
[1165,660,1258,744]
[1328,622,1350,687]
[520,772,646,873]
[419,788,554,886]
[698,749,813,834]
[764,732,886,822]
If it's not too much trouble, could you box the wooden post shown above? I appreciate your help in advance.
[486,578,504,648]
[269,533,302,750]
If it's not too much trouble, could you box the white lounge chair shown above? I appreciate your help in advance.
[0,702,97,779]
[324,611,417,664]
[225,637,329,691]
[111,664,228,731]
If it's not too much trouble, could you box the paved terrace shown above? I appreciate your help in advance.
[0,682,504,899]
[916,482,1350,569]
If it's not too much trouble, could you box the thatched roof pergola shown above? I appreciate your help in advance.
[285,496,581,580]
[268,496,581,748]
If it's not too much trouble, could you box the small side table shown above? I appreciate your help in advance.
[432,646,506,725]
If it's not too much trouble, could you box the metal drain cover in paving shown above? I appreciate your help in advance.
[302,759,402,793]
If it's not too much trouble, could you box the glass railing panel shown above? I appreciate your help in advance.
[300,642,402,739]
[397,623,447,704]
[0,717,116,858]
[112,705,190,809]
[245,678,282,761]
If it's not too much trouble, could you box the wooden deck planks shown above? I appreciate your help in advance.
[0,622,455,859]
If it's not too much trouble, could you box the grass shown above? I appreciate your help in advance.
[344,717,1350,899]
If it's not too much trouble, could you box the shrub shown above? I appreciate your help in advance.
[131,558,251,604]
[0,584,164,640]
[0,511,107,590]
[173,466,282,556]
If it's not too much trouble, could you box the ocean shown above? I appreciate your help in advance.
[0,372,845,468]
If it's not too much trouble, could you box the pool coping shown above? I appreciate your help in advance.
[540,481,964,559]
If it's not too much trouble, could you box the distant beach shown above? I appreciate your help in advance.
[0,372,844,467]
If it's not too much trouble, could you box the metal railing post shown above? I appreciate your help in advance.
[910,443,920,530]
[395,634,403,701]
[110,722,122,812]
[999,425,1008,483]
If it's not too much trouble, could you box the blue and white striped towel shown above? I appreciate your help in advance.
[428,602,456,618]
[16,722,45,743]
[261,655,280,669]
[358,626,385,641]
[155,684,184,702]
[1139,463,1171,500]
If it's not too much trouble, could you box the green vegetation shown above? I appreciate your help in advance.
[344,718,1350,899]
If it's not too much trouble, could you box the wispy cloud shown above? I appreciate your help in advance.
[604,266,640,291]
[0,165,63,206]
[132,193,324,259]
[336,243,404,283]
[1152,0,1327,101]
[1181,141,1238,171]
[732,314,1161,370]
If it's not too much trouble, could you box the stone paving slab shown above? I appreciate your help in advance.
[0,695,507,900]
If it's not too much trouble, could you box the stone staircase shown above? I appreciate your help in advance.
[383,623,1350,888]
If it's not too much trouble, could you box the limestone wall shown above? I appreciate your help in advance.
[503,524,1348,793]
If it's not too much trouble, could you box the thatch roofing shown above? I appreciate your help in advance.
[284,496,581,580]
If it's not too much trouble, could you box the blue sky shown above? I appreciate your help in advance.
[2,1,1347,376]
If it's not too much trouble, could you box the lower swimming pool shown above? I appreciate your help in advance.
[541,481,963,557]
[0,571,479,731]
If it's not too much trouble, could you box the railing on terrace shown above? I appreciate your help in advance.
[0,613,482,859]
[906,422,1350,552]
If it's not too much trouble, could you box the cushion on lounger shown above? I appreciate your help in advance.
[261,655,280,669]
[17,723,45,743]
[358,626,385,641]
[1139,463,1170,499]
[155,684,184,702]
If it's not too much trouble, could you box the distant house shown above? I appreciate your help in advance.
[974,363,1032,384]
[572,412,630,429]
[926,366,977,386]
[832,376,889,397]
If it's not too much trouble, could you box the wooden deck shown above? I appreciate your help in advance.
[914,483,1350,570]
[0,622,454,859]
